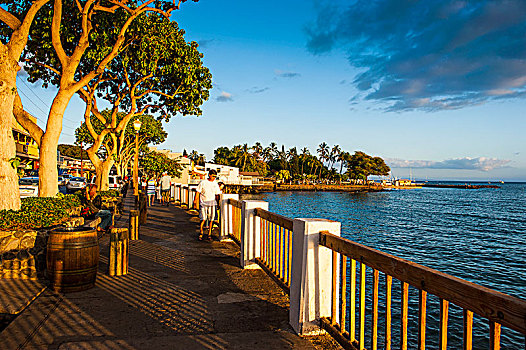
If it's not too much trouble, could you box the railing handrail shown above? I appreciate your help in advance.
[319,231,526,335]
[228,198,242,209]
[254,208,294,231]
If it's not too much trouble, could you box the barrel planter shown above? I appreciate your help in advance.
[46,226,99,293]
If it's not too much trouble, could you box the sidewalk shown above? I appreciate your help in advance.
[1,195,330,349]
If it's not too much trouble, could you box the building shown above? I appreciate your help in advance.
[204,163,240,184]
[12,116,39,173]
[148,147,192,183]
[239,171,264,185]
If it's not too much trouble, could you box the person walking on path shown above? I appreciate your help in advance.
[147,176,156,206]
[160,172,172,206]
[193,170,222,241]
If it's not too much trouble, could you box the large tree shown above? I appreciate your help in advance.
[75,112,166,189]
[346,151,390,183]
[13,0,197,199]
[74,14,210,190]
[0,0,51,210]
[140,151,181,178]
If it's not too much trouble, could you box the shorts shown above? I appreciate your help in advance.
[161,189,170,195]
[199,205,216,223]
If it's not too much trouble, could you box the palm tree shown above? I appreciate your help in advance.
[234,144,256,172]
[268,142,278,158]
[262,146,274,162]
[188,150,199,163]
[252,142,263,161]
[317,142,329,165]
[300,147,310,176]
[338,151,349,175]
[197,153,206,166]
[330,145,341,170]
[277,145,288,170]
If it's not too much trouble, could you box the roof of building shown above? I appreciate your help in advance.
[239,171,261,176]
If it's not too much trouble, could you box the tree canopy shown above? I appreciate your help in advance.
[140,151,181,178]
[211,143,390,184]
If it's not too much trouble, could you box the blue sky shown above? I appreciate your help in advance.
[17,0,526,181]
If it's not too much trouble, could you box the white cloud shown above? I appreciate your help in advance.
[216,91,233,102]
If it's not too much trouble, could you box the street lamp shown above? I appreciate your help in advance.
[133,118,142,208]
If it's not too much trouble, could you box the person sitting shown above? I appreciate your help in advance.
[81,184,113,232]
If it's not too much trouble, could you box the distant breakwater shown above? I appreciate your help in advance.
[421,183,500,189]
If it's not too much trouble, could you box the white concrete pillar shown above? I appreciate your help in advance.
[188,185,198,209]
[171,183,176,201]
[289,218,341,335]
[173,184,179,202]
[219,194,238,241]
[182,185,188,206]
[240,200,269,269]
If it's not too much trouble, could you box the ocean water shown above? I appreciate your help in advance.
[243,182,526,348]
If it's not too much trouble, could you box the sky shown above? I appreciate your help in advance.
[16,0,526,181]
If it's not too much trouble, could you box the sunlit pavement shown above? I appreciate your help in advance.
[1,194,318,349]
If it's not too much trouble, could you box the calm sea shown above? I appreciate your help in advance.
[243,182,526,348]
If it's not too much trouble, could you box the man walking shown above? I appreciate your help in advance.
[160,172,171,206]
[193,170,222,241]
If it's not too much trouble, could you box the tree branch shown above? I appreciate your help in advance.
[51,0,70,66]
[23,59,61,76]
[0,8,21,30]
[6,0,51,58]
[13,93,44,147]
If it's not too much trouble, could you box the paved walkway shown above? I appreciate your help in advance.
[1,195,331,349]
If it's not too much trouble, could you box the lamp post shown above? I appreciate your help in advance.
[133,118,142,208]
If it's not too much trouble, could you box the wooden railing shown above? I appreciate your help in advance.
[254,208,293,293]
[228,198,242,244]
[319,231,526,350]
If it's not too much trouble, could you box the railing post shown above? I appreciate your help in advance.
[241,200,269,269]
[290,218,341,335]
[219,194,239,241]
[182,185,189,207]
[170,183,176,202]
[189,185,198,210]
[178,184,182,204]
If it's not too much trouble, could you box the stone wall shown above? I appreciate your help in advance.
[0,215,85,280]
[0,230,41,279]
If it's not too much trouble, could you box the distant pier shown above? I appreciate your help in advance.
[421,183,500,189]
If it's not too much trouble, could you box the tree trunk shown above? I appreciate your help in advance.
[0,48,21,210]
[96,158,114,191]
[87,147,113,191]
[38,90,72,197]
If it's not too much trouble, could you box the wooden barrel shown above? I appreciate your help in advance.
[46,226,99,293]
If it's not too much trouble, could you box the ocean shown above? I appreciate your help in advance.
[243,182,526,348]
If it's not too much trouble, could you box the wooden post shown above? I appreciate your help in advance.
[129,210,139,240]
[139,193,147,224]
[109,228,129,276]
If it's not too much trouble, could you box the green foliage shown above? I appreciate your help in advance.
[140,151,181,178]
[9,157,21,169]
[211,142,390,183]
[98,190,120,198]
[345,151,391,181]
[58,144,89,159]
[75,111,166,152]
[0,195,82,230]
[98,13,212,119]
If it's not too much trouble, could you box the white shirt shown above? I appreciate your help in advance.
[196,179,222,206]
[160,175,171,190]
